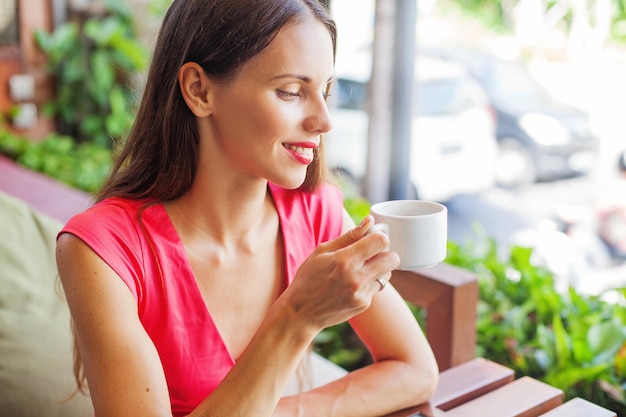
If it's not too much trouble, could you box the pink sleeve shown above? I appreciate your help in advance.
[58,201,144,302]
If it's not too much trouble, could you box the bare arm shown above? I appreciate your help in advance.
[274,211,439,417]
[57,234,174,416]
[57,211,400,417]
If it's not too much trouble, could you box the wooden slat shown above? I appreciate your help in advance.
[381,358,514,417]
[431,358,514,410]
[539,398,617,417]
[392,263,478,371]
[443,377,563,417]
[382,402,448,417]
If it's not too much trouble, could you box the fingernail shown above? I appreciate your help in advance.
[358,215,372,228]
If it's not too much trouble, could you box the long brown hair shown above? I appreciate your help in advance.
[97,0,337,203]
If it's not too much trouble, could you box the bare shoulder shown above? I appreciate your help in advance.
[56,232,137,315]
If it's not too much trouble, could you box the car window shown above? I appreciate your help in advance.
[334,78,367,111]
[417,78,480,116]
[483,60,547,104]
[334,76,483,116]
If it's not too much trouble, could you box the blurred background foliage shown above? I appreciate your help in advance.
[0,123,111,193]
[448,0,626,42]
[34,0,148,148]
[447,228,626,415]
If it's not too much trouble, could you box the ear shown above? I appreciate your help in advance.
[178,62,214,117]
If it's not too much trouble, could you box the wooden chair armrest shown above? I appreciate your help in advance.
[382,358,514,417]
[391,263,479,370]
[384,363,618,417]
[539,398,617,417]
[431,358,514,410]
[443,376,562,417]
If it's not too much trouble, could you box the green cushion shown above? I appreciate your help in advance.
[0,191,93,417]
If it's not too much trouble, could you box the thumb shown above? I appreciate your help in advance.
[324,215,375,251]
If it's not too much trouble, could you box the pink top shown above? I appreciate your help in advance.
[59,183,343,416]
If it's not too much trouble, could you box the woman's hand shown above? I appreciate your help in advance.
[273,213,438,417]
[283,215,400,332]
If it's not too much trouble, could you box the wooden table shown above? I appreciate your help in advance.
[382,358,617,417]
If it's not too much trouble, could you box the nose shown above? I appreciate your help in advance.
[303,95,333,134]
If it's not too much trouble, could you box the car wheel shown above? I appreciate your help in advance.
[494,138,536,188]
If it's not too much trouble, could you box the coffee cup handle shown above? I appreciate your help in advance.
[366,223,390,252]
[366,223,389,237]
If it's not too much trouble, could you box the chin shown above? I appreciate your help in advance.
[272,174,307,190]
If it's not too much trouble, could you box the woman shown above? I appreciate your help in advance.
[55,1,439,416]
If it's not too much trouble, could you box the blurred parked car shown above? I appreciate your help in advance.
[325,56,499,202]
[426,48,600,187]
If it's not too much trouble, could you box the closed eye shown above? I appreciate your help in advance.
[277,89,301,100]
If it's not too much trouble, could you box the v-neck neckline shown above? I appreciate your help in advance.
[154,185,289,363]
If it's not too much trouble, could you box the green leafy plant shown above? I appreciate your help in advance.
[446,229,626,415]
[0,128,112,194]
[34,0,148,148]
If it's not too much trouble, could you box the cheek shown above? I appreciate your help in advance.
[249,100,288,136]
[217,96,296,144]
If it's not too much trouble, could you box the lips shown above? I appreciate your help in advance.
[283,142,318,165]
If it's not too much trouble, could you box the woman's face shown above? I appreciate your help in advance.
[206,17,335,189]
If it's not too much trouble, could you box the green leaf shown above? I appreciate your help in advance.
[47,23,80,62]
[92,51,116,93]
[102,0,132,21]
[81,115,105,137]
[552,313,571,368]
[110,36,149,70]
[33,30,51,52]
[109,86,127,116]
[571,333,594,364]
[615,344,626,378]
[535,324,556,367]
[62,54,89,84]
[84,18,120,45]
[588,320,626,364]
[544,364,609,392]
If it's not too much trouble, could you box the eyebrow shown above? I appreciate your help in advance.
[271,74,335,84]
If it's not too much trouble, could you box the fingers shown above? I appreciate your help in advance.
[346,228,394,271]
[323,215,375,252]
[317,215,398,282]
[286,216,399,329]
[323,216,390,260]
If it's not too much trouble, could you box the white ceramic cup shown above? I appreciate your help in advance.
[369,200,447,270]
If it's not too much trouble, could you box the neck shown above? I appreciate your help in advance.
[169,177,274,246]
